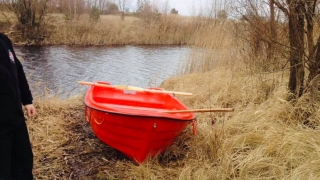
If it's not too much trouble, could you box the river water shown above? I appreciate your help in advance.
[14,45,190,97]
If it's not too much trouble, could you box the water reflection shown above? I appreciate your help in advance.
[14,45,190,97]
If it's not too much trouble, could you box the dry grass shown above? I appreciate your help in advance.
[28,59,320,179]
[179,19,238,74]
[28,95,132,179]
[16,13,320,179]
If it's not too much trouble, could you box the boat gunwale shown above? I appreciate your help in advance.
[83,88,197,121]
[84,103,197,122]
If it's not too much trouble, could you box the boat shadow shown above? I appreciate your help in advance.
[61,117,134,178]
[64,115,193,174]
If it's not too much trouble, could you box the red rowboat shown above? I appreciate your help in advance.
[83,81,197,164]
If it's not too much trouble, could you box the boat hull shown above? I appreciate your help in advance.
[84,82,196,163]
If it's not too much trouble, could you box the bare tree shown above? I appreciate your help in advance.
[206,0,232,18]
[274,0,320,100]
[136,0,147,12]
[3,0,49,39]
[116,0,132,19]
[268,0,276,60]
[98,0,110,14]
[105,1,119,14]
[159,0,169,14]
[51,0,86,19]
[234,0,283,71]
[286,0,305,99]
[234,0,320,101]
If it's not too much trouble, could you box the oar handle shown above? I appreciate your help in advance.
[143,89,192,96]
[162,108,234,113]
[78,81,193,96]
[78,81,115,88]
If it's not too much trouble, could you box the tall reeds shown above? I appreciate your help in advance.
[36,14,203,46]
[178,18,236,74]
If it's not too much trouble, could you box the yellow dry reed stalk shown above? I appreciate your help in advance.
[41,14,210,46]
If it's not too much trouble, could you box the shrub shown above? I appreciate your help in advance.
[90,6,100,22]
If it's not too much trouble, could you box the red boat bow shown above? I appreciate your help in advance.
[84,82,196,163]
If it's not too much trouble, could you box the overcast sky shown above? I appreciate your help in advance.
[167,0,204,16]
[168,0,199,15]
[131,0,206,16]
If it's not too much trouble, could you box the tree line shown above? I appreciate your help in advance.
[0,0,178,39]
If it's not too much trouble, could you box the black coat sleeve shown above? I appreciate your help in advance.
[16,58,33,105]
[2,34,33,105]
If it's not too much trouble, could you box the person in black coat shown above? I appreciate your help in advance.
[0,33,36,179]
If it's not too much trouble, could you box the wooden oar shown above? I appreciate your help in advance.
[162,108,234,113]
[78,81,193,96]
[79,81,114,88]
